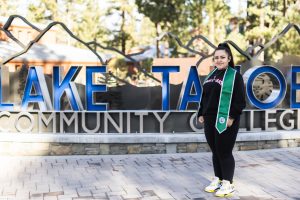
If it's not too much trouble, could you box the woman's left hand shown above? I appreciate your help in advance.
[227,118,234,127]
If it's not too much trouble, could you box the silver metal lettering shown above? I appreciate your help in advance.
[279,110,294,130]
[38,112,56,133]
[104,112,123,133]
[15,112,34,133]
[249,110,261,131]
[127,112,131,133]
[134,112,148,133]
[153,112,170,133]
[0,111,10,132]
[265,110,277,131]
[60,112,78,133]
[82,112,100,133]
[189,112,202,132]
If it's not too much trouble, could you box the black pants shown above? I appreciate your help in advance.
[203,115,240,183]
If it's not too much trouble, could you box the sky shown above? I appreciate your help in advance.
[229,0,248,17]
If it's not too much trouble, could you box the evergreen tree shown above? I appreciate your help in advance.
[277,0,300,57]
[72,0,108,48]
[246,0,300,61]
[0,0,17,17]
[135,0,185,57]
[27,0,59,22]
[106,0,137,53]
[205,0,232,45]
[26,0,107,47]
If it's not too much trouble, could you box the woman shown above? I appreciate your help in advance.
[198,43,246,197]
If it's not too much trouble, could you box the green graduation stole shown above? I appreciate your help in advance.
[203,67,236,134]
[215,67,236,134]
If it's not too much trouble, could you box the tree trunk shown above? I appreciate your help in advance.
[121,10,126,53]
[94,38,97,51]
[209,1,215,45]
[155,22,160,58]
[283,0,286,17]
[259,3,265,61]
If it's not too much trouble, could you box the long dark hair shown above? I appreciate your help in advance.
[214,43,235,68]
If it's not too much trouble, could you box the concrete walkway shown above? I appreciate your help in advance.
[0,148,299,200]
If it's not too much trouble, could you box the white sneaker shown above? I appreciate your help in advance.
[204,177,221,193]
[215,180,235,197]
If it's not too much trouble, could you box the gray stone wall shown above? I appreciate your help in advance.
[0,139,299,156]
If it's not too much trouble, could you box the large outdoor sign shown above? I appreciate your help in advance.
[0,64,300,133]
[0,15,299,134]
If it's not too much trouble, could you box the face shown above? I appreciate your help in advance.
[213,50,230,70]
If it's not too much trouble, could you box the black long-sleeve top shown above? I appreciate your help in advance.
[197,68,246,119]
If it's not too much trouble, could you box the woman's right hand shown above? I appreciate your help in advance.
[198,116,204,123]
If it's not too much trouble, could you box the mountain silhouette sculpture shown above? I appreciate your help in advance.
[0,15,299,81]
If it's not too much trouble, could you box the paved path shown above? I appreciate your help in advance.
[0,148,299,200]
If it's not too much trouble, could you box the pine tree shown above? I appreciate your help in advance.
[135,0,185,57]
[27,0,59,22]
[104,0,135,53]
[0,0,17,17]
[72,0,108,48]
[246,0,300,61]
[26,0,107,47]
